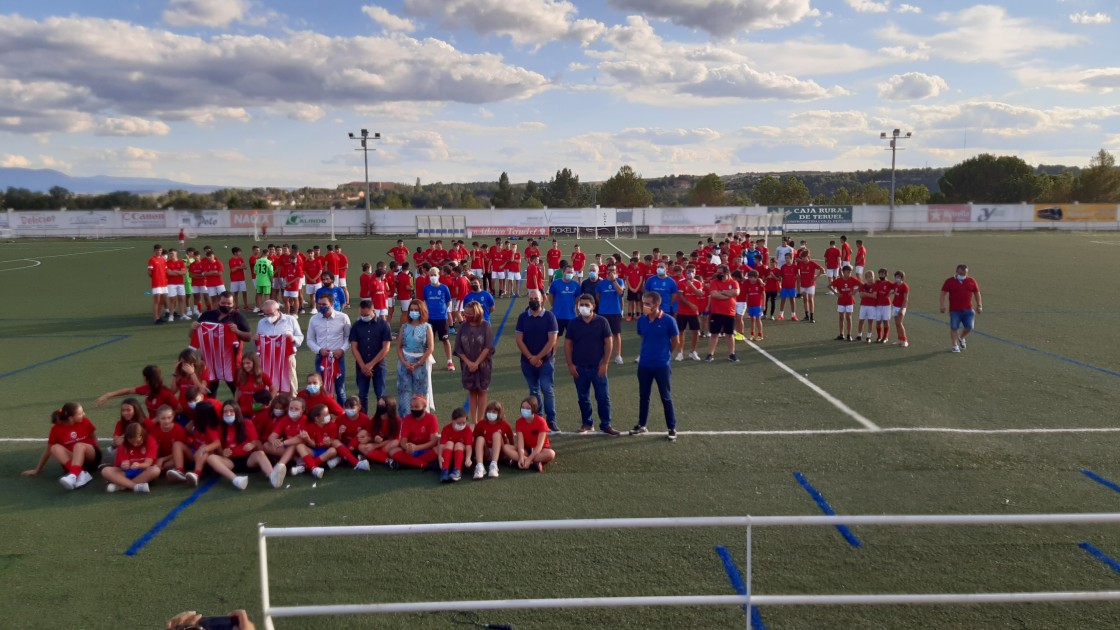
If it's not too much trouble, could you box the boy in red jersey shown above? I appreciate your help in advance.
[744,270,766,341]
[777,252,799,321]
[282,253,303,315]
[873,268,895,343]
[438,408,472,482]
[796,251,824,323]
[388,240,409,266]
[823,241,841,295]
[228,246,249,310]
[854,239,867,276]
[674,264,705,361]
[148,244,169,324]
[526,254,544,293]
[625,257,643,321]
[359,262,375,302]
[396,263,414,327]
[830,265,860,341]
[570,244,587,279]
[855,271,877,343]
[892,270,910,348]
[165,248,188,321]
[546,240,563,280]
[761,256,780,320]
[706,265,740,362]
[839,235,852,264]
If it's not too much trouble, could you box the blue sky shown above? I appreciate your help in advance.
[0,0,1117,188]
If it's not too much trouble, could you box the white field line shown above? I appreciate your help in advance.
[1089,241,1120,246]
[745,340,881,432]
[602,239,629,256]
[0,246,134,272]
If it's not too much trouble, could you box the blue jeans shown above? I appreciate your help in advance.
[637,364,676,430]
[316,355,347,406]
[355,361,386,413]
[521,358,557,427]
[950,309,975,331]
[396,359,430,418]
[574,365,612,429]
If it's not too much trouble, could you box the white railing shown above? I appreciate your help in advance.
[258,513,1120,629]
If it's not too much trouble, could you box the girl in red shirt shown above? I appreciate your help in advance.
[438,408,472,483]
[97,364,180,419]
[264,397,309,479]
[472,401,513,480]
[109,398,147,451]
[22,402,102,490]
[234,353,274,416]
[173,349,210,411]
[255,393,291,459]
[176,401,222,486]
[150,405,188,476]
[101,422,160,493]
[503,396,556,472]
[359,396,401,466]
[205,402,284,490]
[386,395,440,470]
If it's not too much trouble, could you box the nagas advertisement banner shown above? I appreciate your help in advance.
[121,211,167,228]
[1033,204,1118,223]
[283,210,331,227]
[15,211,60,229]
[772,205,853,224]
[927,204,971,223]
[231,209,274,228]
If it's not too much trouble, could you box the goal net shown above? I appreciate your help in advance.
[715,212,785,248]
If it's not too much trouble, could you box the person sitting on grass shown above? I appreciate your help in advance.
[95,364,180,420]
[180,401,222,487]
[505,396,556,473]
[254,393,290,461]
[263,397,309,486]
[204,401,284,490]
[386,395,440,471]
[472,401,513,480]
[22,402,101,490]
[358,396,400,466]
[109,398,147,453]
[150,405,188,480]
[438,407,473,483]
[101,422,160,494]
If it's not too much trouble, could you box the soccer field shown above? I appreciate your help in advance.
[2,232,1120,629]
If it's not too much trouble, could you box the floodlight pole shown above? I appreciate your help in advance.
[880,129,911,232]
[348,129,381,235]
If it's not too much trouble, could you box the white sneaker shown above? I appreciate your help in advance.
[185,471,199,486]
[959,338,967,349]
[74,471,92,489]
[181,313,192,320]
[168,314,176,322]
[352,459,368,471]
[326,457,341,469]
[311,466,325,479]
[473,463,485,479]
[270,463,287,488]
[614,356,624,365]
[106,483,120,493]
[167,469,186,482]
[488,461,500,478]
[232,476,249,490]
[689,351,701,361]
[951,345,961,353]
[900,341,909,348]
[133,483,150,493]
[674,352,683,362]
[59,474,77,490]
[290,465,306,476]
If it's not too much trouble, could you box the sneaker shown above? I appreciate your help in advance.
[578,425,594,434]
[290,465,305,476]
[180,313,192,320]
[473,463,485,479]
[447,360,456,371]
[59,474,77,490]
[629,425,648,436]
[951,345,961,353]
[704,353,714,362]
[768,315,775,321]
[855,335,862,341]
[900,341,909,348]
[75,471,93,489]
[667,429,678,441]
[440,469,450,483]
[387,458,401,470]
[449,326,456,335]
[846,335,853,342]
[548,424,562,434]
[270,464,287,488]
[835,335,846,341]
[311,467,325,479]
[601,426,621,436]
[133,483,150,493]
[488,461,500,478]
[533,462,544,473]
[232,476,249,490]
[355,459,371,472]
[809,317,816,323]
[326,457,341,469]
[627,315,633,322]
[166,469,186,482]
[168,314,176,322]
[106,483,120,493]
[185,471,199,486]
[450,468,462,482]
[614,356,624,365]
[674,352,683,362]
[733,332,746,341]
[253,307,262,314]
[777,313,784,320]
[728,354,739,363]
[959,338,967,349]
[791,314,799,321]
[866,337,872,344]
[756,336,764,341]
[154,319,164,325]
[689,351,701,361]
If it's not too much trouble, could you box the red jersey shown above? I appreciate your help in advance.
[48,417,98,450]
[305,420,340,449]
[336,253,349,279]
[222,421,260,458]
[252,409,279,440]
[115,436,158,468]
[428,248,448,266]
[507,251,522,273]
[415,274,429,296]
[526,264,544,291]
[207,258,225,287]
[840,242,852,262]
[336,411,371,444]
[449,246,465,262]
[625,266,644,292]
[698,261,717,280]
[304,257,323,283]
[941,276,980,311]
[832,277,861,306]
[229,256,246,282]
[874,279,894,307]
[371,278,389,310]
[486,248,503,272]
[470,249,485,270]
[389,246,409,264]
[172,369,210,407]
[396,271,413,300]
[148,255,168,287]
[296,390,344,416]
[439,423,472,446]
[151,422,188,457]
[235,373,272,415]
[188,259,206,286]
[135,384,180,418]
[892,282,909,308]
[823,247,842,270]
[708,278,739,317]
[745,280,765,308]
[474,419,514,443]
[166,259,186,285]
[322,252,341,276]
[516,414,551,450]
[371,414,401,441]
[796,260,824,288]
[779,264,799,290]
[248,255,260,280]
[191,425,221,450]
[400,412,440,446]
[359,273,375,299]
[546,248,562,269]
[451,275,470,301]
[675,277,704,316]
[854,246,867,266]
[571,251,586,272]
[412,250,426,267]
[859,283,876,306]
[284,264,303,292]
[270,416,307,441]
[525,245,540,261]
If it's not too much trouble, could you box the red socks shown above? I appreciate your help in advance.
[337,446,359,467]
[452,448,465,469]
[302,455,320,469]
[68,463,82,476]
[366,449,389,464]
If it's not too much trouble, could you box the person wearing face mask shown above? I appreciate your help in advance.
[314,272,346,312]
[385,396,441,471]
[596,263,627,365]
[437,408,473,482]
[256,300,304,395]
[348,299,393,412]
[630,291,680,441]
[453,302,495,425]
[472,401,513,479]
[306,294,352,406]
[192,291,253,395]
[872,268,895,344]
[940,264,982,353]
[503,396,557,472]
[643,262,679,319]
[203,401,282,490]
[463,279,496,324]
[675,264,705,361]
[422,268,456,371]
[396,301,436,418]
[565,295,620,435]
[548,264,579,337]
[516,289,560,433]
[580,264,600,298]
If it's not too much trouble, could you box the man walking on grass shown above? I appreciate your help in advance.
[939,264,983,353]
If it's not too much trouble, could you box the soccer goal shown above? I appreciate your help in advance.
[716,212,785,248]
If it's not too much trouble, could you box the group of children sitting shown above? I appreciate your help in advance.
[22,359,557,493]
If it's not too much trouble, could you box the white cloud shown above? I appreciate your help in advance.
[567,62,589,72]
[95,116,172,136]
[616,127,722,145]
[361,5,417,32]
[908,100,1120,138]
[739,110,871,150]
[404,0,604,46]
[878,5,1084,63]
[1,154,31,168]
[1013,65,1120,93]
[163,0,249,28]
[878,72,948,100]
[1070,12,1111,25]
[607,0,818,37]
[897,4,921,14]
[846,0,890,13]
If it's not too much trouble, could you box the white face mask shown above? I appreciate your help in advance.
[345,408,358,418]
[429,276,440,285]
[578,305,593,317]
[956,274,966,281]
[453,422,466,431]
[272,409,285,417]
[288,410,302,419]
[322,414,331,424]
[360,315,373,322]
[485,412,499,422]
[520,408,533,419]
[222,414,237,424]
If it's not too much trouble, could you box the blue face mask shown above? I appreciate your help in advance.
[955,274,966,281]
[409,311,420,320]
[318,306,330,316]
[657,267,667,276]
[306,384,320,395]
[588,271,598,280]
[564,273,574,281]
[520,408,532,419]
[222,414,236,424]
[188,400,198,410]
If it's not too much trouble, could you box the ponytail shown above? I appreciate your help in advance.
[52,402,80,424]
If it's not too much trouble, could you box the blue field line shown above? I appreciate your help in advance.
[713,546,768,630]
[911,311,1120,378]
[463,295,520,412]
[1078,542,1120,574]
[1081,469,1120,494]
[124,477,218,556]
[0,335,129,380]
[793,471,863,548]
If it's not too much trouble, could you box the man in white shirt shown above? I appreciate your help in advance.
[775,238,794,268]
[256,299,304,394]
[307,293,352,405]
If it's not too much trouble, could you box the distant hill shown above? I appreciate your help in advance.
[0,168,223,195]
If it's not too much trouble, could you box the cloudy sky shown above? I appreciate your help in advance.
[1,0,1118,188]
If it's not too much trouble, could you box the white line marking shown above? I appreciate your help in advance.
[0,260,42,271]
[0,246,135,272]
[745,340,881,432]
[1090,241,1120,246]
[602,239,628,256]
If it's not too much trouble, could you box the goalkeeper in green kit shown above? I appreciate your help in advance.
[254,255,274,313]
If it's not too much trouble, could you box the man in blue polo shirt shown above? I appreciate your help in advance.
[596,262,626,365]
[630,290,680,441]
[348,298,393,411]
[643,262,679,315]
[516,289,560,432]
[548,263,579,336]
[565,294,620,435]
[423,268,455,371]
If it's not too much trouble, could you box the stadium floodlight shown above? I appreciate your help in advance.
[348,129,382,236]
[880,129,912,231]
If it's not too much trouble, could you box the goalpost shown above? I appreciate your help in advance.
[717,211,786,249]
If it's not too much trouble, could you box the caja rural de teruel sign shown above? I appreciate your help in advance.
[771,206,853,224]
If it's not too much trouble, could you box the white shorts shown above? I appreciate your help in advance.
[470,269,483,278]
[892,306,907,318]
[337,278,346,287]
[375,309,388,318]
[386,297,395,308]
[492,271,506,280]
[272,278,285,289]
[151,286,168,295]
[398,299,411,312]
[826,268,838,279]
[855,266,864,276]
[877,306,892,321]
[230,281,247,293]
[837,304,853,314]
[546,268,555,279]
[305,282,322,295]
[800,285,816,296]
[208,285,226,297]
[508,272,522,281]
[451,298,463,311]
[732,302,744,316]
[859,305,876,320]
[284,290,300,299]
[168,285,186,298]
[574,270,584,278]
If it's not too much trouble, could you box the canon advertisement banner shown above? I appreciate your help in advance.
[121,211,168,228]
